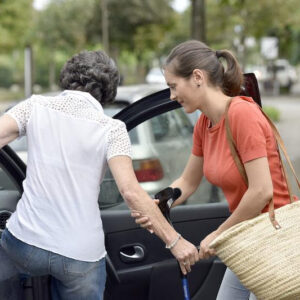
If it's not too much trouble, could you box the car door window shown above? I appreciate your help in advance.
[99,107,225,210]
[0,165,21,234]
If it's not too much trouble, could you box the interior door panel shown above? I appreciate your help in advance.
[102,203,230,300]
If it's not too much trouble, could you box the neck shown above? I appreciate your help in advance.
[200,88,231,126]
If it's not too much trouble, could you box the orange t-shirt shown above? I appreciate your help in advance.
[192,96,290,212]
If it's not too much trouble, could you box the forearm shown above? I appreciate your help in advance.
[169,154,204,206]
[121,185,179,245]
[0,115,19,148]
[216,157,274,234]
[216,187,272,234]
[170,175,201,206]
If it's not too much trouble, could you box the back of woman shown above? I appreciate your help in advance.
[6,89,131,261]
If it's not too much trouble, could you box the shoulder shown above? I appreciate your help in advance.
[105,117,128,140]
[105,116,127,130]
[228,96,265,123]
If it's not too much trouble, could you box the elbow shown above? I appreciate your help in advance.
[256,185,273,206]
[120,185,140,208]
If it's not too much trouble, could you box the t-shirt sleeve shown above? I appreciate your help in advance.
[5,98,33,137]
[192,114,205,157]
[229,101,268,163]
[106,121,132,161]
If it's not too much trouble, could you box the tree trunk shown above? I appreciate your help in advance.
[49,55,56,91]
[191,0,206,42]
[101,0,109,55]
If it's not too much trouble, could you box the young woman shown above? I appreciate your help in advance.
[134,40,291,299]
[0,50,198,300]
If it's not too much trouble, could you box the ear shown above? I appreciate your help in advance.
[192,69,205,86]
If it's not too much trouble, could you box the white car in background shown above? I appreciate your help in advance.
[145,67,165,84]
[246,59,297,92]
[266,59,298,90]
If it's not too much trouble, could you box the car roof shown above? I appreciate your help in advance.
[115,83,167,104]
[2,83,168,114]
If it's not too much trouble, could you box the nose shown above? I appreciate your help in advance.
[170,91,177,101]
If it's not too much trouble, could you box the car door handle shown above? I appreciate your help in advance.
[119,244,145,263]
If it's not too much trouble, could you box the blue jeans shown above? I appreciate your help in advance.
[217,268,257,300]
[0,228,106,300]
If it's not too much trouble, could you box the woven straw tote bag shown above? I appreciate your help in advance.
[209,99,300,300]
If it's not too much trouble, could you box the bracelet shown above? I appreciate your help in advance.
[165,233,181,249]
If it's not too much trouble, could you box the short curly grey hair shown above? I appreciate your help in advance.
[59,50,119,104]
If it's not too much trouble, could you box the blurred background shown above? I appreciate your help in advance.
[1,0,300,102]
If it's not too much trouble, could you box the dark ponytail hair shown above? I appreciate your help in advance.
[164,40,244,97]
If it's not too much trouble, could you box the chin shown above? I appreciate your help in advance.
[184,107,196,114]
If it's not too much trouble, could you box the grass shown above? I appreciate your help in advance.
[262,106,280,122]
[0,88,25,103]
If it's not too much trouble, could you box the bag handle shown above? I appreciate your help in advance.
[224,98,300,229]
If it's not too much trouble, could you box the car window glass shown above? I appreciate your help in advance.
[0,165,20,192]
[8,137,28,152]
[99,107,225,210]
[0,164,21,234]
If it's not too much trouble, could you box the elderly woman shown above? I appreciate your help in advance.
[0,50,198,300]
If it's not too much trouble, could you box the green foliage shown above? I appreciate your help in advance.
[262,106,280,122]
[2,0,300,89]
[35,0,96,52]
[0,66,13,88]
[206,0,300,65]
[0,88,24,102]
[0,0,34,51]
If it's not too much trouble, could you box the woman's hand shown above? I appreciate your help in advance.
[171,238,200,275]
[131,200,159,233]
[131,204,200,275]
[198,231,218,260]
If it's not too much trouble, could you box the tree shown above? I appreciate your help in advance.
[191,0,206,42]
[34,0,96,88]
[32,0,178,84]
[205,0,300,67]
[0,0,34,52]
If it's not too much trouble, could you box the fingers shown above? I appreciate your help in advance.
[198,245,216,260]
[179,260,191,274]
[178,251,198,275]
[130,210,140,218]
[194,250,199,264]
[130,211,153,233]
[135,216,150,225]
[131,211,150,225]
[172,240,200,275]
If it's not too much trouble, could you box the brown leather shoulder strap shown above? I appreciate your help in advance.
[224,99,248,185]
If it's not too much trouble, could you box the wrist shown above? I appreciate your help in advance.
[165,233,181,250]
[215,227,224,236]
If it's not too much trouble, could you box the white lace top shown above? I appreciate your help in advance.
[5,90,132,261]
[6,90,132,160]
